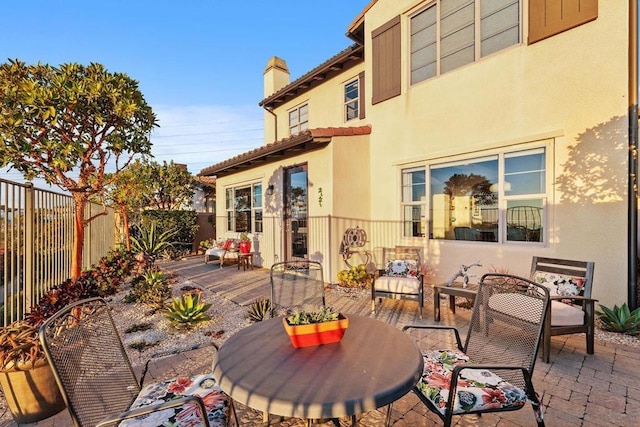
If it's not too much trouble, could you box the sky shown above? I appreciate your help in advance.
[1,0,370,189]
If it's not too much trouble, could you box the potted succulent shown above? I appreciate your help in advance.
[0,321,65,423]
[282,307,349,348]
[238,232,252,254]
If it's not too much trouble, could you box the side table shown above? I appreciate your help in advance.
[433,282,478,321]
[237,252,254,271]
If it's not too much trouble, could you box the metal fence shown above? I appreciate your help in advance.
[1,178,116,324]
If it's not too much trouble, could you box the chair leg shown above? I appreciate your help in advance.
[587,332,594,354]
[542,330,550,363]
[385,402,393,427]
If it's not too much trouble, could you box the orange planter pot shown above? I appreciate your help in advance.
[282,314,349,348]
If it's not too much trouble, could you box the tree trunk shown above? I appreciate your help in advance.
[71,194,87,278]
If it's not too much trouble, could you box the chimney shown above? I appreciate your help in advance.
[264,56,290,98]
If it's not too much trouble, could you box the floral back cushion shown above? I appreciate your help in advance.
[533,271,585,298]
[223,239,234,250]
[385,259,419,278]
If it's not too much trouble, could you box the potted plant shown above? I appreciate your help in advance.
[0,321,65,423]
[238,232,252,254]
[282,307,349,348]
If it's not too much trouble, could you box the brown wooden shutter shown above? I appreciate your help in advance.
[529,0,598,44]
[372,16,401,105]
[358,71,366,119]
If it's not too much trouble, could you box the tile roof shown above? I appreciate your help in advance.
[198,125,371,178]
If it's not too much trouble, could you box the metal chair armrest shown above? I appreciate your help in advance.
[402,324,463,351]
[96,395,208,427]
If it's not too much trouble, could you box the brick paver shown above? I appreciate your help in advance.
[3,256,639,426]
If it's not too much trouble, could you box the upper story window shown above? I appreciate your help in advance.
[411,0,520,85]
[226,183,263,233]
[289,104,308,135]
[344,79,359,122]
[426,147,546,243]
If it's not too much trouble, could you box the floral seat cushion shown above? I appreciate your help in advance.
[417,349,527,415]
[120,373,229,427]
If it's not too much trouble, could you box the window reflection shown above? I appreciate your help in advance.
[430,157,498,241]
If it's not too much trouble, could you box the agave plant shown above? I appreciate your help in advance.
[247,298,273,322]
[130,222,179,260]
[164,291,212,329]
[595,303,640,335]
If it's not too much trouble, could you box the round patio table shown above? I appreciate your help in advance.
[212,314,423,421]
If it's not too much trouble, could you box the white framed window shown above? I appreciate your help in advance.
[410,0,520,84]
[401,168,427,237]
[344,79,359,122]
[289,103,308,135]
[226,183,263,233]
[406,146,546,243]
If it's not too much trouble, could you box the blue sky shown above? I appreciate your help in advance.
[1,0,370,186]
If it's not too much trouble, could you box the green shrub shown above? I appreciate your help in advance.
[138,210,198,257]
[125,267,172,309]
[164,291,211,329]
[596,303,640,335]
[130,222,179,261]
[337,264,373,289]
[247,298,273,322]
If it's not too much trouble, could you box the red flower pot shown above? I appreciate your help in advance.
[238,241,251,254]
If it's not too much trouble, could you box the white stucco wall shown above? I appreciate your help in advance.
[361,0,630,308]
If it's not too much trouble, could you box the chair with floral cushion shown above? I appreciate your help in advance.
[39,297,236,427]
[372,246,424,318]
[403,273,549,427]
[529,256,595,363]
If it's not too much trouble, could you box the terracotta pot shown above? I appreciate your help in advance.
[238,241,251,254]
[282,314,349,348]
[0,359,65,424]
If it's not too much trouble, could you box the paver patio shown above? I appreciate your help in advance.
[3,256,639,426]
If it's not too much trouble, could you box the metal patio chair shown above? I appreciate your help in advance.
[39,297,236,427]
[403,274,549,427]
[270,260,326,316]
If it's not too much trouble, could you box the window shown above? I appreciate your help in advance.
[411,0,520,85]
[422,147,546,243]
[226,183,263,233]
[289,104,308,135]
[528,0,597,44]
[344,79,359,122]
[372,16,401,104]
[401,169,427,237]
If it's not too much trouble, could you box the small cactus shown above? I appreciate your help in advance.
[164,291,211,329]
[247,298,273,322]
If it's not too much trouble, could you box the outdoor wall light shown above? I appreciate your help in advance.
[266,184,275,197]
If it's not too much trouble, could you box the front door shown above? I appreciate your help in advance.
[284,165,308,260]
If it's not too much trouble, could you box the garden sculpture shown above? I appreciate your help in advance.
[446,260,482,288]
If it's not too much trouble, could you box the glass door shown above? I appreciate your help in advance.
[284,165,308,259]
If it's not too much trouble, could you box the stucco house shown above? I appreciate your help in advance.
[199,0,638,310]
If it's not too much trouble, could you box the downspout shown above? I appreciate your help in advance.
[628,0,638,310]
[264,106,278,142]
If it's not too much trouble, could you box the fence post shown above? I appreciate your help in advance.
[24,182,34,312]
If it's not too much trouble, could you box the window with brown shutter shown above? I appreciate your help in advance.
[372,16,401,105]
[528,0,598,44]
